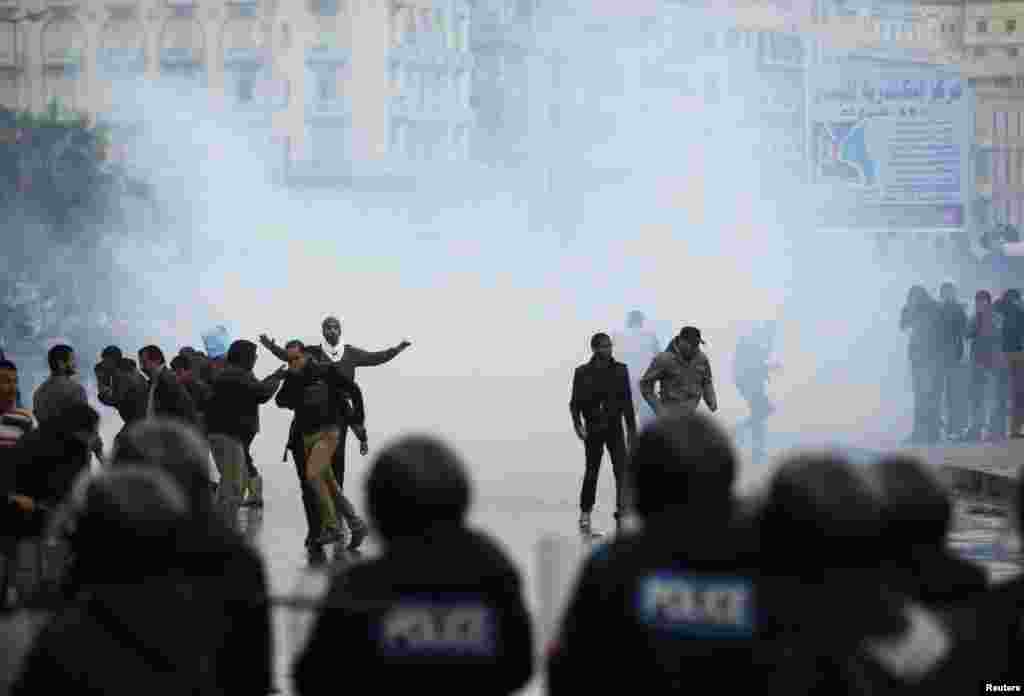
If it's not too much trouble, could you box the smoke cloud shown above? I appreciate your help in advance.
[10,5,965,500]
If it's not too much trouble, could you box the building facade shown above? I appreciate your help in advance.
[0,0,478,182]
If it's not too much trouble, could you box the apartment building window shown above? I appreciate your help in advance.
[975,46,987,57]
[1009,19,1017,33]
[703,32,716,50]
[977,20,988,33]
[315,0,340,17]
[1016,77,1024,89]
[238,75,254,102]
[317,70,336,101]
[725,29,739,49]
[1010,46,1020,58]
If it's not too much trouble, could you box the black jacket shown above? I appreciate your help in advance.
[294,524,533,696]
[569,357,637,434]
[276,361,365,436]
[10,426,91,507]
[548,511,837,694]
[97,367,149,427]
[147,367,197,425]
[206,365,284,442]
[995,297,1024,354]
[935,301,968,365]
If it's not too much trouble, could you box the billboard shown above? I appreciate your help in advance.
[808,57,972,228]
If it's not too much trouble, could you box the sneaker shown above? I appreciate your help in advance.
[347,519,368,551]
[579,511,595,537]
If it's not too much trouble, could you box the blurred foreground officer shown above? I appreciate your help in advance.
[758,453,987,695]
[293,435,534,696]
[13,421,272,696]
[548,413,796,694]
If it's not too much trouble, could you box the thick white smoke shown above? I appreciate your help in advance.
[85,4,960,503]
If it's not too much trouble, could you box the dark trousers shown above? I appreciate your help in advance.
[330,425,362,526]
[580,422,628,517]
[937,363,967,436]
[910,359,942,443]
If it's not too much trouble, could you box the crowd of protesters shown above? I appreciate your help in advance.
[0,326,1022,694]
[900,280,1024,445]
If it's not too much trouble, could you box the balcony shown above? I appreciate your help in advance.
[390,96,474,124]
[305,97,351,123]
[390,44,473,71]
[305,45,349,67]
[98,48,145,75]
[470,19,532,50]
[224,47,267,68]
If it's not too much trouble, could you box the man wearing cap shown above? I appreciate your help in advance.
[639,326,718,417]
[259,316,411,553]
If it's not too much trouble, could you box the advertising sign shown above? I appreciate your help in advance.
[808,57,972,228]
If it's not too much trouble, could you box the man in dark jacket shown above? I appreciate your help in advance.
[96,354,148,435]
[138,346,197,425]
[293,434,534,696]
[900,286,943,444]
[936,282,968,440]
[569,332,637,537]
[995,289,1024,438]
[276,340,369,549]
[171,353,214,433]
[260,316,411,550]
[206,340,287,523]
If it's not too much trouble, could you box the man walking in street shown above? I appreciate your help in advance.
[570,332,637,537]
[206,340,287,526]
[639,326,718,418]
[275,340,370,550]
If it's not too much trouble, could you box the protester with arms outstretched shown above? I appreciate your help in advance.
[260,316,409,551]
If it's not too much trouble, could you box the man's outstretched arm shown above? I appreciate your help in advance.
[344,340,411,367]
[259,335,289,363]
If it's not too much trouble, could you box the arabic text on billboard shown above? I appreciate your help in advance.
[809,60,971,228]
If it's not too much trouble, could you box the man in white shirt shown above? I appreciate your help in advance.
[613,311,662,429]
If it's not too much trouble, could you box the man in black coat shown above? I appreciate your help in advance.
[96,353,148,435]
[569,332,637,536]
[137,346,197,425]
[206,340,287,521]
[275,340,369,550]
[293,434,533,696]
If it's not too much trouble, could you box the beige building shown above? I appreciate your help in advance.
[952,1,1024,228]
[0,0,476,174]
